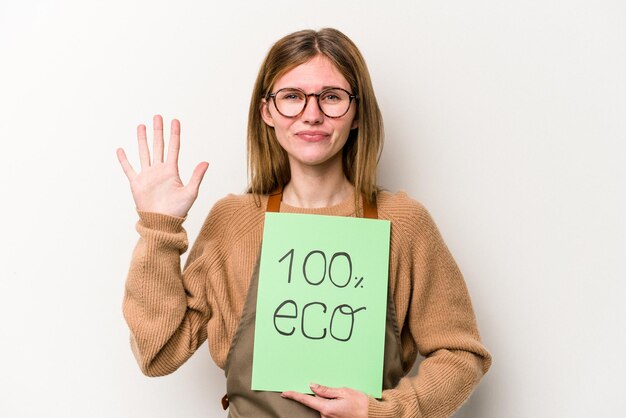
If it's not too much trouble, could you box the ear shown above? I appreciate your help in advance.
[351,115,358,130]
[260,99,275,128]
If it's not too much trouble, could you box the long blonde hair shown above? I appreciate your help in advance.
[247,28,384,205]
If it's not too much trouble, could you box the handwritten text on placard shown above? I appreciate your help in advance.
[251,213,391,397]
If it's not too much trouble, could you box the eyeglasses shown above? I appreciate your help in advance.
[266,87,358,118]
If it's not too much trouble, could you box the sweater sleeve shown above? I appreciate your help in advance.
[368,199,492,417]
[122,209,213,377]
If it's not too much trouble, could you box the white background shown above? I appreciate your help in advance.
[1,1,624,417]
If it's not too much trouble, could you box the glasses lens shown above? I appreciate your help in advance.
[319,89,351,117]
[274,89,307,117]
[273,88,353,118]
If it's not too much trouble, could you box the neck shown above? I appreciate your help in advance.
[283,162,352,208]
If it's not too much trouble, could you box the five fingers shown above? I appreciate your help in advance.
[118,115,207,189]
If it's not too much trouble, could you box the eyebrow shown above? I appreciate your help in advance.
[278,86,348,91]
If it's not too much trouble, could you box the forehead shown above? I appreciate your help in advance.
[273,55,351,91]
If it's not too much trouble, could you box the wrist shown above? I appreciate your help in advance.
[137,210,186,232]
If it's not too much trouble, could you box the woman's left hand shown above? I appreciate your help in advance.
[281,383,368,418]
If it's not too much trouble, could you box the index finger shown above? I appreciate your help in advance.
[166,118,181,166]
[281,391,327,414]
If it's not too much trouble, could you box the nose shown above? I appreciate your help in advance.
[301,94,324,124]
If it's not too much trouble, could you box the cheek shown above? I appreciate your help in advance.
[271,121,294,147]
[337,118,357,138]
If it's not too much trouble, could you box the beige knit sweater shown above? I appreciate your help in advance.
[123,190,491,418]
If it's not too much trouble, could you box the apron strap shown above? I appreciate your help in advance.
[266,187,378,219]
[266,187,283,213]
[362,193,378,220]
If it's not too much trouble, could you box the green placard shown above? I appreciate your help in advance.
[251,213,391,398]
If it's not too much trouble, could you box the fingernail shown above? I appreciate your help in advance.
[310,383,319,389]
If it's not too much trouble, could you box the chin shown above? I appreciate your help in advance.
[294,154,340,168]
[285,144,343,169]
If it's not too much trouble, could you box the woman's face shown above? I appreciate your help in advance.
[261,55,357,174]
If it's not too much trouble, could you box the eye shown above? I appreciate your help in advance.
[320,89,346,103]
[277,89,305,102]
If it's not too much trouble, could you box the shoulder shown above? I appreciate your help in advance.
[209,193,263,219]
[377,190,436,228]
[196,193,266,242]
[377,190,441,244]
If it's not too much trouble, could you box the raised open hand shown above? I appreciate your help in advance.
[116,115,209,218]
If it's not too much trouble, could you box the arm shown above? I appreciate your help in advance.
[368,203,492,418]
[122,210,211,376]
[117,115,211,376]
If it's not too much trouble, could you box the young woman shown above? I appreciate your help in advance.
[117,28,491,418]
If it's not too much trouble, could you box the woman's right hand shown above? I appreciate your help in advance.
[116,115,209,218]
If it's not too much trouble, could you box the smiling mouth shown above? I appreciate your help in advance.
[296,131,330,142]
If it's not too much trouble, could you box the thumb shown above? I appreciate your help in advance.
[310,383,341,399]
[187,161,209,191]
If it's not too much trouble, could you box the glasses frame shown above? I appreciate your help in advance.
[266,87,358,119]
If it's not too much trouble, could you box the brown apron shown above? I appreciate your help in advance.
[222,191,404,417]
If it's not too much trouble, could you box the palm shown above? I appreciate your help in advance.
[117,115,208,218]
